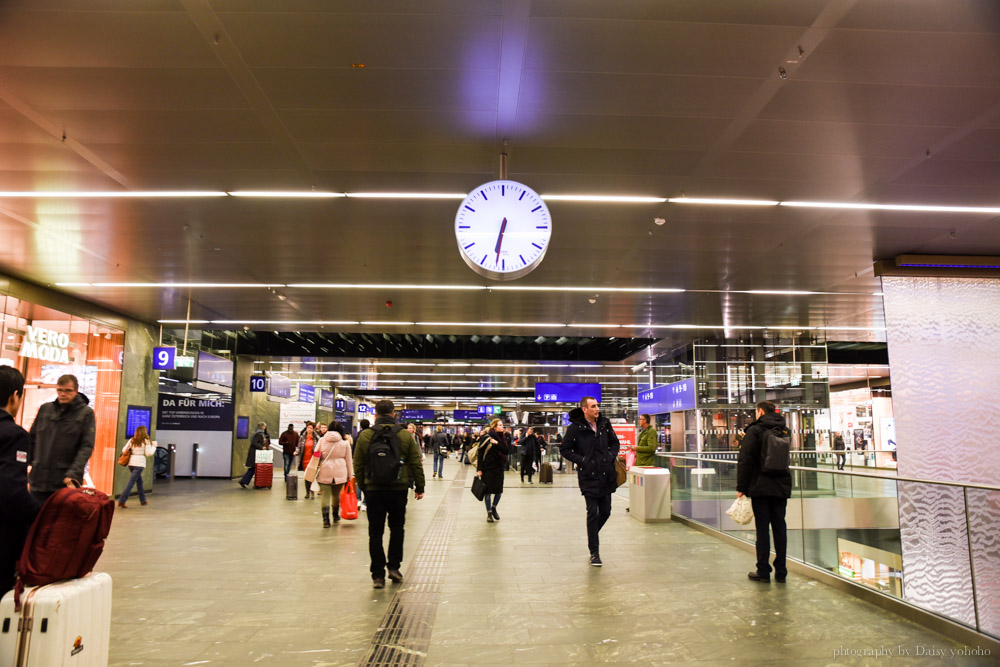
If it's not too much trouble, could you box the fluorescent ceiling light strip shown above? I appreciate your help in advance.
[414,322,567,328]
[816,326,886,331]
[345,192,467,199]
[288,284,486,290]
[159,319,210,324]
[359,321,416,326]
[743,290,826,296]
[668,197,779,206]
[568,324,622,328]
[0,191,227,198]
[61,282,280,288]
[209,320,360,325]
[780,201,1000,214]
[765,326,818,330]
[540,194,666,203]
[491,286,685,293]
[228,191,345,198]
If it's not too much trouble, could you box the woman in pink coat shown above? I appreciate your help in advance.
[315,422,353,528]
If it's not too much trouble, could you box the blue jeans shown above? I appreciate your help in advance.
[283,453,294,480]
[433,450,445,476]
[118,466,146,504]
[240,465,255,485]
[484,493,501,512]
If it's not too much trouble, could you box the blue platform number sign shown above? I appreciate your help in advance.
[250,376,267,392]
[152,347,176,371]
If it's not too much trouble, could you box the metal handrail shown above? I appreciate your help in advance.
[663,452,1000,492]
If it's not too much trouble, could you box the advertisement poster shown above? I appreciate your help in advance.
[156,394,234,477]
[612,423,636,457]
[280,401,317,432]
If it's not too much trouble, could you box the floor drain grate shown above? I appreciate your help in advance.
[358,466,468,666]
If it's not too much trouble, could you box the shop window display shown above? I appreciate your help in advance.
[0,294,124,494]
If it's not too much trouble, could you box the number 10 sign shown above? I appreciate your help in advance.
[152,347,176,370]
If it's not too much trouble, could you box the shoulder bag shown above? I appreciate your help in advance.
[118,441,133,467]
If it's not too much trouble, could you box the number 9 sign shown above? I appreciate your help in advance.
[152,347,176,370]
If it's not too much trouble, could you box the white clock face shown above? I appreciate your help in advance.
[455,180,552,281]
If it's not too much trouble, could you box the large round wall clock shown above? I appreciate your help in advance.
[455,179,552,281]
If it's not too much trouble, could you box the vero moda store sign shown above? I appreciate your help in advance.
[19,325,71,364]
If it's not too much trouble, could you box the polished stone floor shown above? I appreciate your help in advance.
[101,459,990,666]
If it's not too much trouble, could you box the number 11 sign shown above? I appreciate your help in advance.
[152,347,176,370]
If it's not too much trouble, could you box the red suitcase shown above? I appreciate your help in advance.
[254,463,273,489]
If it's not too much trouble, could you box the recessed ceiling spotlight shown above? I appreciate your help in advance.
[653,217,666,226]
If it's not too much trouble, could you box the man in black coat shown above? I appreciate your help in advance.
[27,373,95,503]
[519,427,540,484]
[0,367,42,598]
[736,401,793,583]
[559,397,621,567]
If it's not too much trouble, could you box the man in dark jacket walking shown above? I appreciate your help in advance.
[278,423,299,482]
[560,396,621,566]
[736,401,793,583]
[0,367,42,598]
[519,427,541,483]
[28,374,95,502]
[239,423,269,488]
[354,400,425,589]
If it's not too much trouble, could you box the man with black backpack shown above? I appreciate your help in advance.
[736,401,792,584]
[353,400,425,589]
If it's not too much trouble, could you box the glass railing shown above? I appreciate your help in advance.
[659,452,1000,641]
[676,449,898,473]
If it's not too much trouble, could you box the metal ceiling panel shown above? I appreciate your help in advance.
[524,18,803,78]
[759,80,1000,126]
[0,0,996,346]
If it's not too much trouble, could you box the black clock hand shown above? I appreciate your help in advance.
[494,217,507,261]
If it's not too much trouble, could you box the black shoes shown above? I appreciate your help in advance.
[748,572,770,583]
[372,578,385,589]
[491,507,500,521]
[388,569,403,583]
[239,481,247,488]
[486,513,494,523]
[775,575,787,583]
[590,553,602,567]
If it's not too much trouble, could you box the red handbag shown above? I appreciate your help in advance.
[339,480,359,520]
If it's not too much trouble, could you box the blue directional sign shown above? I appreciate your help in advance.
[297,384,315,403]
[250,376,267,392]
[638,378,696,414]
[400,409,435,421]
[319,389,334,409]
[534,382,602,403]
[477,405,502,415]
[453,410,484,421]
[152,347,176,370]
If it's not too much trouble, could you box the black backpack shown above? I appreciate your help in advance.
[366,424,406,485]
[760,426,791,474]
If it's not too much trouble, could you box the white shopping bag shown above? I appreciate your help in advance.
[255,449,273,464]
[726,495,754,525]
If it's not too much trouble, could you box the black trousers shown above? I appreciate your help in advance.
[751,496,787,578]
[585,494,613,555]
[365,489,408,579]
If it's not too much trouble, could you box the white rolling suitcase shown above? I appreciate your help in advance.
[0,572,112,667]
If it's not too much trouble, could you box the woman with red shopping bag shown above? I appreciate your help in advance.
[315,422,353,528]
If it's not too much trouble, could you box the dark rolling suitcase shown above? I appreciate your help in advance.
[539,462,553,484]
[286,473,298,500]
